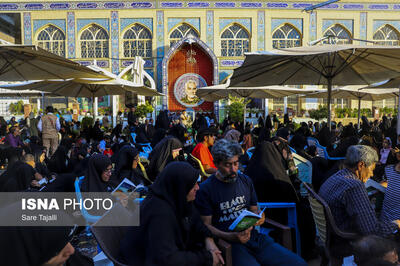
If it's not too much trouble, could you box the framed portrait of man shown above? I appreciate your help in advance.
[174,73,206,107]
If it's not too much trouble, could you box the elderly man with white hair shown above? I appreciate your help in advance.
[319,145,400,264]
[319,145,400,238]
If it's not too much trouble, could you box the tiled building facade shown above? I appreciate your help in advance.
[2,0,400,115]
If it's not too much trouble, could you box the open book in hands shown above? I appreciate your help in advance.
[228,208,266,232]
[112,178,136,197]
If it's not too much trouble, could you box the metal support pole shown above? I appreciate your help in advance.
[327,78,332,130]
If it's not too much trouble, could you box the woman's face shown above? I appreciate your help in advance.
[172,148,182,159]
[186,182,199,202]
[383,139,390,149]
[132,155,139,169]
[101,165,112,182]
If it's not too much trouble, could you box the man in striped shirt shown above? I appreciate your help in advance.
[319,145,400,238]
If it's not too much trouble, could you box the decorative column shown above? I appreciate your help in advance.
[360,12,367,41]
[23,13,32,45]
[111,11,120,126]
[67,12,76,59]
[156,11,166,108]
[257,10,265,51]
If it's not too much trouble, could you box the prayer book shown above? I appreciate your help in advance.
[365,179,386,194]
[112,178,136,197]
[228,208,266,232]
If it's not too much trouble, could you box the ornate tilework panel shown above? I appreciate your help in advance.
[322,19,353,34]
[67,12,75,58]
[215,2,236,8]
[206,11,214,49]
[360,12,367,40]
[33,19,66,34]
[23,12,32,45]
[77,18,109,33]
[220,18,251,34]
[188,2,210,8]
[111,11,119,74]
[167,18,200,34]
[271,18,303,33]
[220,60,244,67]
[156,11,164,93]
[373,20,400,33]
[257,11,265,51]
[309,11,316,42]
[120,18,153,33]
[162,35,218,109]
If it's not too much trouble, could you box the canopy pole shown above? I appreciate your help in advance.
[327,77,332,131]
[243,100,246,130]
[92,95,96,121]
[397,88,400,140]
[357,97,361,130]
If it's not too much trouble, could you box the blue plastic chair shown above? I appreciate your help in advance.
[258,202,301,256]
[246,147,255,159]
[315,143,345,161]
[74,176,102,224]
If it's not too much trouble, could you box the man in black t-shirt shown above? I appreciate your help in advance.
[195,139,306,266]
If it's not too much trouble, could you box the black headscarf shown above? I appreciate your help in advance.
[155,110,170,130]
[151,128,167,148]
[148,137,183,181]
[265,115,273,129]
[6,147,24,169]
[1,161,36,192]
[47,146,70,174]
[245,141,298,224]
[149,161,199,225]
[81,154,112,192]
[245,141,297,203]
[113,145,139,183]
[0,203,74,266]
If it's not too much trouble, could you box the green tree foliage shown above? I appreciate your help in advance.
[309,105,329,120]
[227,95,251,123]
[8,100,24,115]
[135,101,154,118]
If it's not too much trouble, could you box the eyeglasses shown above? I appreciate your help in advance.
[104,168,112,174]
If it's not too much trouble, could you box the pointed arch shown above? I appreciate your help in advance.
[272,23,302,49]
[35,24,66,57]
[121,23,152,58]
[79,24,109,58]
[220,23,250,57]
[373,24,400,46]
[323,24,352,44]
[169,23,199,46]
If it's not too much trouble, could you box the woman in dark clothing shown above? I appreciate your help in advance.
[90,121,103,141]
[151,128,167,148]
[80,154,114,193]
[155,110,170,130]
[0,204,77,266]
[147,137,183,181]
[317,125,334,148]
[120,162,220,266]
[113,145,149,185]
[245,141,298,221]
[72,145,91,177]
[290,134,311,160]
[1,160,36,192]
[32,147,50,177]
[5,147,25,169]
[265,115,273,129]
[47,146,71,174]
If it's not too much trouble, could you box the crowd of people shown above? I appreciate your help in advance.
[0,105,400,265]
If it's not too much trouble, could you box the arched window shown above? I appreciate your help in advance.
[80,24,109,58]
[221,24,250,57]
[36,25,65,57]
[122,24,152,58]
[323,24,352,44]
[272,24,302,49]
[373,24,400,46]
[169,24,199,46]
